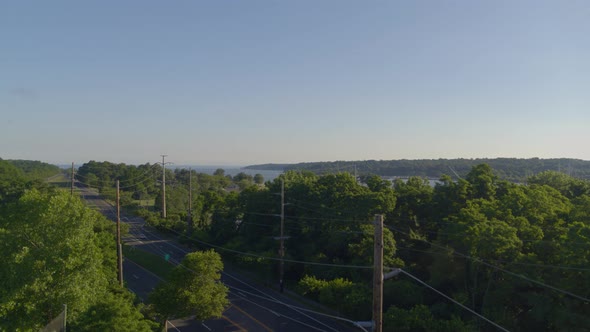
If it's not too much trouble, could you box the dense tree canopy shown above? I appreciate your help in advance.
[72,159,590,331]
[0,160,156,330]
[149,250,229,321]
[201,167,590,330]
[4,159,61,180]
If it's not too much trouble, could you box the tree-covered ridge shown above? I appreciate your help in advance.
[246,158,590,181]
[4,159,61,180]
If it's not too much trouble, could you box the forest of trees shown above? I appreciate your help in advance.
[246,158,590,182]
[77,160,590,331]
[6,158,589,330]
[3,159,61,180]
[0,160,160,330]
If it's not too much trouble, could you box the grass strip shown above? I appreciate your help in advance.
[123,245,174,280]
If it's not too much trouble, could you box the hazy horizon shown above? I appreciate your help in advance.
[39,156,590,171]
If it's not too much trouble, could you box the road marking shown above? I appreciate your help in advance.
[230,304,273,332]
[133,274,139,279]
[124,258,165,281]
[201,322,212,331]
[166,320,182,332]
[222,315,247,332]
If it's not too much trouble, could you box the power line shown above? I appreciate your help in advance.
[399,269,509,332]
[223,270,341,332]
[228,290,329,332]
[392,220,590,247]
[391,224,590,270]
[127,225,361,331]
[226,285,368,332]
[286,198,373,217]
[116,163,161,183]
[396,240,590,271]
[244,212,373,224]
[156,224,373,269]
[387,226,590,302]
[118,175,159,189]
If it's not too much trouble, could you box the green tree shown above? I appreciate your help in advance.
[390,176,434,236]
[0,190,108,330]
[528,170,590,198]
[0,159,26,202]
[254,173,264,184]
[71,290,157,331]
[150,250,229,320]
[465,163,498,200]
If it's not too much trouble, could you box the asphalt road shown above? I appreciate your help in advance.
[76,185,363,332]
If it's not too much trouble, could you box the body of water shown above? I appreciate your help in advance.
[178,165,284,182]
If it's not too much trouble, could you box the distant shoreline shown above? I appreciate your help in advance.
[244,158,590,181]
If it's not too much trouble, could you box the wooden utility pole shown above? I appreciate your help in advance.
[62,304,67,332]
[188,167,193,233]
[70,162,75,196]
[373,214,384,332]
[279,178,285,292]
[161,155,167,218]
[116,180,123,287]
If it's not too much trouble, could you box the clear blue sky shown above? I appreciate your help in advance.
[2,1,589,166]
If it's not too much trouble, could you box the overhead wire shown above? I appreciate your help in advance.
[286,197,372,217]
[391,223,590,270]
[130,224,355,332]
[225,285,368,332]
[387,225,590,302]
[116,163,161,183]
[391,219,590,247]
[74,180,518,331]
[74,169,590,302]
[244,211,372,224]
[221,271,341,332]
[155,223,373,269]
[394,244,590,271]
[228,290,329,332]
[281,200,590,269]
[399,269,509,332]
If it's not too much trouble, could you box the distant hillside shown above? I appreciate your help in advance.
[245,158,590,181]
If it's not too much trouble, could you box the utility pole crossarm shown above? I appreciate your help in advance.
[384,268,401,280]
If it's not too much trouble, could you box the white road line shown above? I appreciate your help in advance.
[166,320,182,332]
